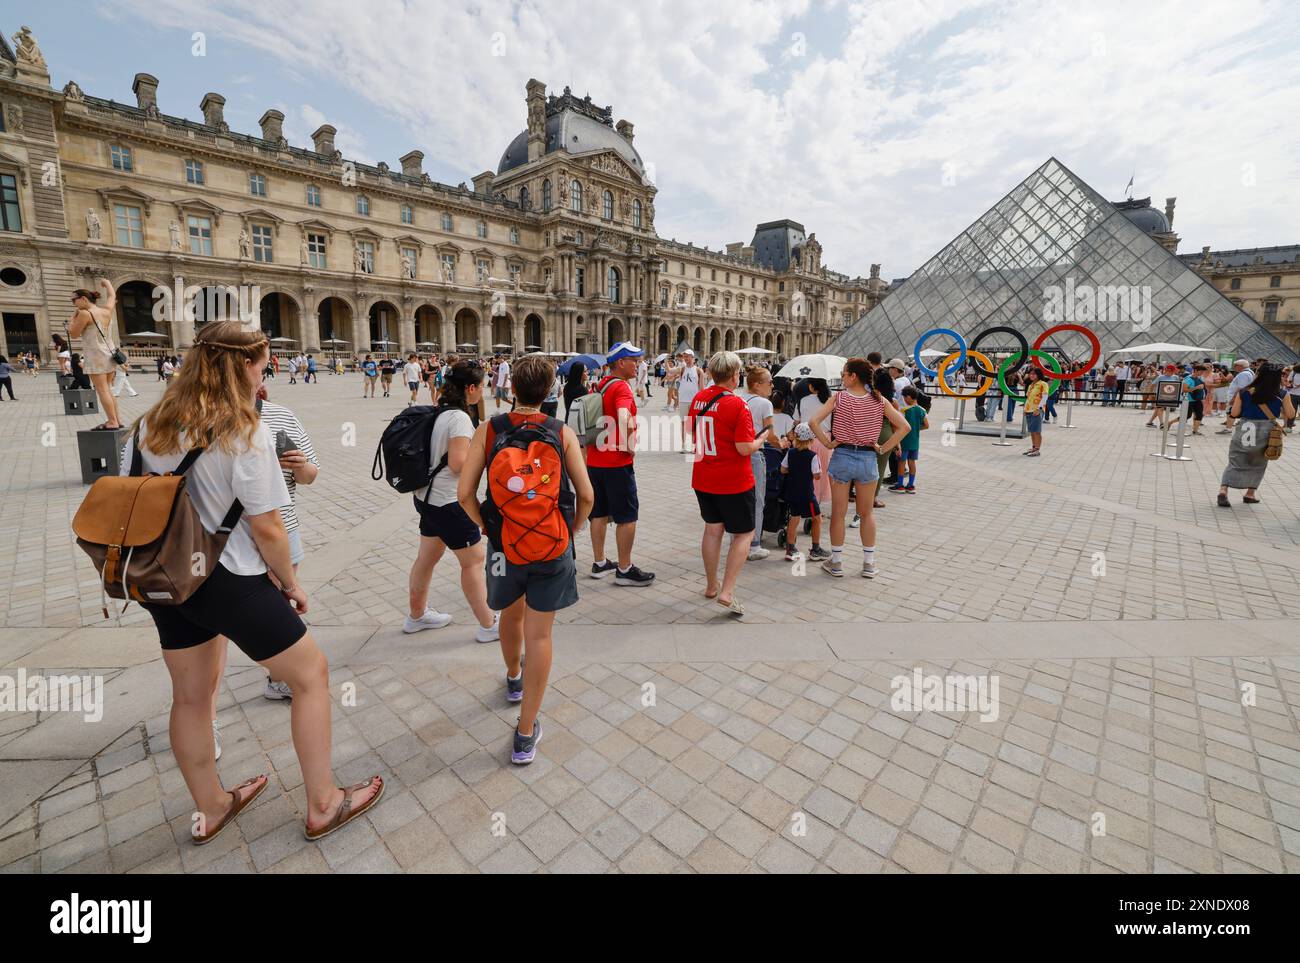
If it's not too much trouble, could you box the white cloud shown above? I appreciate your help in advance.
[111,0,1300,277]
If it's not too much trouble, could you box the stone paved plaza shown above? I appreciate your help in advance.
[1,371,1298,874]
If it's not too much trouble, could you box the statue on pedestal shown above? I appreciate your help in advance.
[169,221,183,251]
[85,208,102,241]
[238,230,251,259]
[12,27,46,69]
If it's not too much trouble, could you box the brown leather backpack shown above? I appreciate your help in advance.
[73,430,244,620]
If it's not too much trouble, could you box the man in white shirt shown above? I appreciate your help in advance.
[677,350,701,452]
[1217,359,1254,434]
[493,357,511,410]
[402,353,423,406]
[887,358,912,403]
[635,357,649,402]
[1115,362,1131,406]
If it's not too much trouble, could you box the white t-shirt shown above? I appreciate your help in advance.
[1228,369,1254,399]
[1116,365,1131,381]
[422,407,474,507]
[795,393,831,432]
[742,391,774,437]
[496,362,511,388]
[403,362,422,384]
[772,411,794,439]
[893,375,912,401]
[121,423,290,576]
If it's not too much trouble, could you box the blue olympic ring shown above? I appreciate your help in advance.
[913,328,966,379]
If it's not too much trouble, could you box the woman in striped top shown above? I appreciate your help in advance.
[808,357,910,579]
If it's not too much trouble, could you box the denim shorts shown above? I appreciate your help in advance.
[828,447,880,485]
[1025,413,1043,433]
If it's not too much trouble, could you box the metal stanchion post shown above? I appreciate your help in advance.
[1150,405,1171,457]
[993,392,1012,446]
[1166,395,1192,461]
[1063,386,1076,428]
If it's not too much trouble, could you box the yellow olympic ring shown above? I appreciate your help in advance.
[936,349,995,399]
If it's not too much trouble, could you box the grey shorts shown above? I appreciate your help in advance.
[486,544,578,613]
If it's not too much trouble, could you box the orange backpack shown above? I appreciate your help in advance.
[481,415,575,565]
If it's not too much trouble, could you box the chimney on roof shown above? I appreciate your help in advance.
[400,150,424,177]
[258,109,285,143]
[132,73,159,111]
[616,120,634,144]
[200,92,226,129]
[472,170,495,195]
[311,124,337,156]
[726,242,742,255]
[526,79,547,163]
[1164,197,1176,228]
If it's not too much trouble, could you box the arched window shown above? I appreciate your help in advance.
[603,190,614,220]
[519,186,529,210]
[633,199,642,228]
[608,267,621,304]
[570,179,582,212]
[542,179,552,212]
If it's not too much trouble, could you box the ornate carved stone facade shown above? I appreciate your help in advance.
[1180,245,1300,353]
[0,27,892,361]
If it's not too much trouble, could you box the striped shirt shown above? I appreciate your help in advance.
[831,389,884,445]
[260,401,318,532]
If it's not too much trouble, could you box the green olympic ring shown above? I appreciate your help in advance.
[997,350,1062,402]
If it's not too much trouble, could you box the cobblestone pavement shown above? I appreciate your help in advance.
[2,373,1298,873]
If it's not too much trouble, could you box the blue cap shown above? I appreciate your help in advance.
[606,342,644,363]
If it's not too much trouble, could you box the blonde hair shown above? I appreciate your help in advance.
[745,365,770,389]
[794,433,813,450]
[140,320,268,455]
[708,350,742,383]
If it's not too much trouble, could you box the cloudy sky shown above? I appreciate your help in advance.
[18,0,1300,279]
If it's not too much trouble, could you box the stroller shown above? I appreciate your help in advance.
[761,445,793,547]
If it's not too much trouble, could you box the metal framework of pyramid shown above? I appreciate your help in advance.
[829,158,1300,364]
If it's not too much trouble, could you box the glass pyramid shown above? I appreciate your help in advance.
[829,158,1300,365]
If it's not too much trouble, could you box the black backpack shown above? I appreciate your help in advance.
[372,404,452,500]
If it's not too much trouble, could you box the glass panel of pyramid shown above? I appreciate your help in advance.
[829,158,1300,365]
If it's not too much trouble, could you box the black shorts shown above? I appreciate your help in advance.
[486,544,578,612]
[588,464,639,524]
[141,564,306,662]
[415,496,481,550]
[695,488,757,534]
[1187,399,1204,420]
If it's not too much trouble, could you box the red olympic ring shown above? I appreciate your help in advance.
[1031,324,1101,381]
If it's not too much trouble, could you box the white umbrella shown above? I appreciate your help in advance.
[1107,342,1210,355]
[918,348,949,359]
[123,330,168,340]
[653,352,670,363]
[736,346,774,355]
[777,353,848,380]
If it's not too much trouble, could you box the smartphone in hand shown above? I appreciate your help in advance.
[274,429,293,457]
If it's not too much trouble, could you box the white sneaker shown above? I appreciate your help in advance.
[849,514,861,529]
[264,679,293,700]
[212,720,222,761]
[747,547,770,560]
[476,613,501,643]
[403,608,453,634]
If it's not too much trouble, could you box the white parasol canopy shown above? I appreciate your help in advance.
[777,353,848,381]
[1107,342,1211,355]
[736,346,774,355]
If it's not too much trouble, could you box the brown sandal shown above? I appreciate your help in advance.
[192,775,268,845]
[304,776,385,841]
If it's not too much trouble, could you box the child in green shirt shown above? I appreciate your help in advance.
[890,386,929,493]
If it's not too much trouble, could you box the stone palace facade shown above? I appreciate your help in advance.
[0,26,892,362]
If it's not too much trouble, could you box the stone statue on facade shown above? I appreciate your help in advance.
[169,221,183,251]
[85,208,102,241]
[239,230,251,259]
[476,263,489,285]
[12,27,46,68]
[401,252,415,280]
[62,80,85,102]
[441,259,455,283]
[300,236,309,265]
[354,245,366,272]
[544,271,554,295]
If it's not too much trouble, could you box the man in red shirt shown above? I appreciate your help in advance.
[586,342,655,586]
[688,350,764,616]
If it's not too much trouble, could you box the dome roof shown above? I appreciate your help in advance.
[498,108,646,177]
[1120,205,1171,235]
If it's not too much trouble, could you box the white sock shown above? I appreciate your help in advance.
[508,671,522,681]
[831,545,844,563]
[863,546,876,563]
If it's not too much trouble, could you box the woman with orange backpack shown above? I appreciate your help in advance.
[458,354,593,764]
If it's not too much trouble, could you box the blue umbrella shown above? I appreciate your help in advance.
[557,353,606,376]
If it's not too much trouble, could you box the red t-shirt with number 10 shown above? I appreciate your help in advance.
[688,385,755,494]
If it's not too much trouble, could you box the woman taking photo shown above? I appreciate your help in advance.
[122,321,382,843]
[67,280,124,431]
[405,361,500,642]
[809,358,910,579]
[1217,363,1294,507]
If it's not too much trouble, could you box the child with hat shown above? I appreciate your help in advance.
[781,422,827,562]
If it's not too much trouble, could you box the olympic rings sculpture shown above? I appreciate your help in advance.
[913,323,1102,400]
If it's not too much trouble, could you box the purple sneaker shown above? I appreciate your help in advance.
[511,719,541,765]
